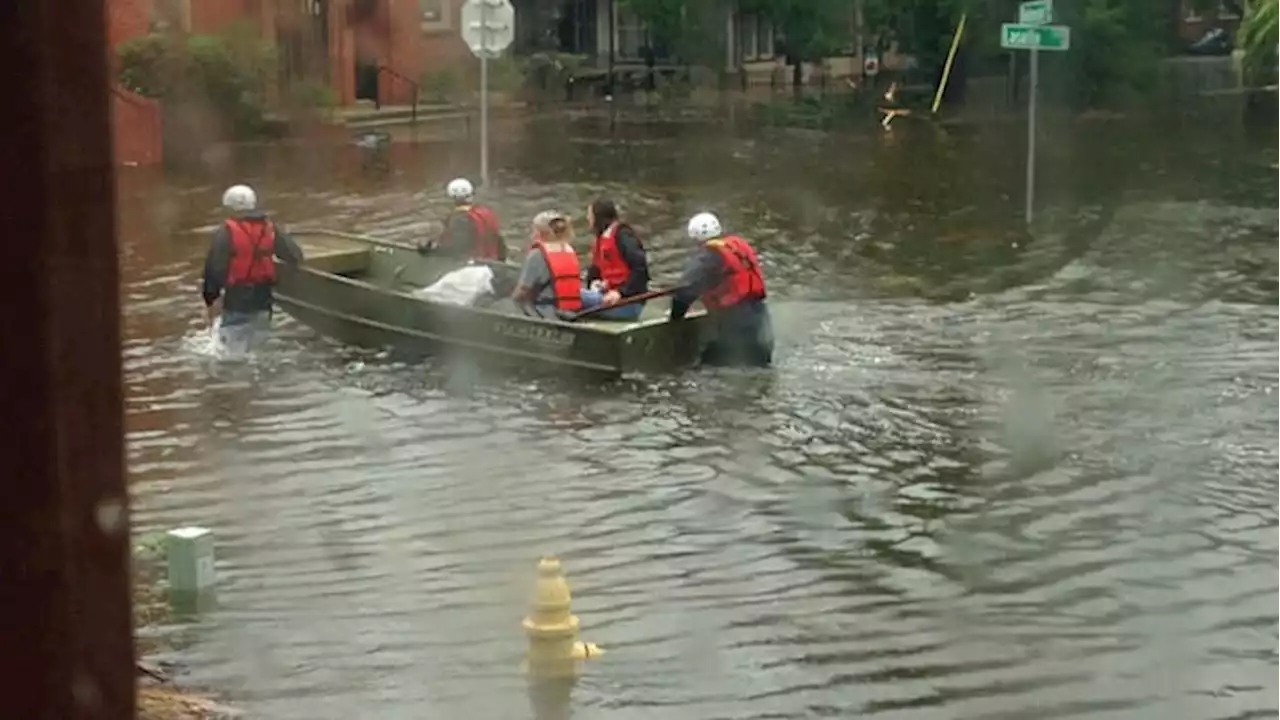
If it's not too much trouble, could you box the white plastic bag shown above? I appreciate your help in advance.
[414,265,495,306]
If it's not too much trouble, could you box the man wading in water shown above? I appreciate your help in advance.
[201,184,304,353]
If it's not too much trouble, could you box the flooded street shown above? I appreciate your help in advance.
[122,112,1277,719]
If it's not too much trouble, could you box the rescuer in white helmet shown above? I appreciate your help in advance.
[669,211,774,367]
[201,184,304,353]
[417,177,508,261]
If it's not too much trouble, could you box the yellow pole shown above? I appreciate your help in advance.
[931,13,968,115]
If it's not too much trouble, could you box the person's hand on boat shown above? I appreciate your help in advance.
[416,239,438,255]
[602,290,622,306]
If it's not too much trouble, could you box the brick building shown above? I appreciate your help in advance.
[108,0,163,165]
[107,0,472,107]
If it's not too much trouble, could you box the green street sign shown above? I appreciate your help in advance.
[1001,23,1071,51]
[1019,0,1053,25]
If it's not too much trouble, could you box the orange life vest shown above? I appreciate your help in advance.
[443,204,504,260]
[535,240,583,311]
[702,235,766,311]
[590,221,638,291]
[225,218,277,287]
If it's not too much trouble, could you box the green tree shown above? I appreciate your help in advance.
[1239,0,1278,82]
[863,0,1180,108]
[741,0,854,90]
[618,0,730,67]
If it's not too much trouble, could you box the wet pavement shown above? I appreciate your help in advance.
[122,108,1277,719]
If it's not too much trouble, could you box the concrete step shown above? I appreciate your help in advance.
[345,112,473,131]
[338,103,459,125]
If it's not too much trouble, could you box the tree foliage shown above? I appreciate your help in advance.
[739,0,853,62]
[613,0,1247,106]
[117,21,277,137]
[618,0,731,66]
[1239,0,1278,81]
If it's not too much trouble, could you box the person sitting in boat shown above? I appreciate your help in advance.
[580,197,650,321]
[201,184,304,352]
[512,210,583,319]
[417,177,507,261]
[669,211,774,367]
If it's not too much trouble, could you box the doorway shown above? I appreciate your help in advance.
[555,0,596,56]
[351,0,380,102]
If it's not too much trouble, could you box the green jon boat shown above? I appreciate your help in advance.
[274,229,709,376]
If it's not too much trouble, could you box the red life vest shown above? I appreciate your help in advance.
[443,204,504,260]
[702,235,766,311]
[535,240,583,312]
[225,218,277,287]
[590,222,638,291]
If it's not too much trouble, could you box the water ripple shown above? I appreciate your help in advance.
[121,147,1278,720]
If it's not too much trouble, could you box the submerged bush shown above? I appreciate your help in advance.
[118,22,276,139]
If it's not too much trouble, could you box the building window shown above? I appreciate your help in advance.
[738,13,757,59]
[1183,1,1203,22]
[421,0,450,32]
[615,7,648,60]
[737,13,773,61]
[1217,0,1240,19]
[756,17,774,59]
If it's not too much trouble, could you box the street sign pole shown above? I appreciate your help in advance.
[461,0,514,189]
[1003,0,1064,226]
[479,0,489,188]
[1026,46,1038,225]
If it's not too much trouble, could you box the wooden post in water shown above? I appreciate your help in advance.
[0,2,133,719]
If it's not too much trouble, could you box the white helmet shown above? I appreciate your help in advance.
[446,178,474,202]
[222,184,257,212]
[686,212,722,241]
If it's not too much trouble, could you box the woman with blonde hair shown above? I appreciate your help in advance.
[511,210,584,318]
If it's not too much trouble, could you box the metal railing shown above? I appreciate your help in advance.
[375,65,420,124]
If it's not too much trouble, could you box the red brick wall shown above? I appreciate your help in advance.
[383,0,426,105]
[107,0,163,166]
[189,0,255,34]
[331,3,357,105]
[111,88,163,167]
[106,0,153,51]
[357,0,474,106]
[421,0,471,72]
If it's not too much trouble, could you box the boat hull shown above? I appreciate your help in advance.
[273,231,708,377]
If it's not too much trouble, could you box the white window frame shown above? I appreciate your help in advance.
[614,6,648,61]
[739,13,757,59]
[755,16,775,59]
[737,12,774,62]
[420,0,452,33]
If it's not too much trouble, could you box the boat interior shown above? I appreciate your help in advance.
[290,231,681,331]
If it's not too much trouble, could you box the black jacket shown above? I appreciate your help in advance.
[585,224,650,297]
[671,245,773,367]
[202,212,304,315]
[670,246,727,320]
[436,206,508,261]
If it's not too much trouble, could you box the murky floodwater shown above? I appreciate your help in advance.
[123,109,1278,719]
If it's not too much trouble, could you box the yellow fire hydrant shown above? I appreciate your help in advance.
[523,556,602,678]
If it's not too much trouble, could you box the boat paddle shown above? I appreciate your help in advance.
[566,287,679,322]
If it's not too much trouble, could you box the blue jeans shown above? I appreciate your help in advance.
[579,289,644,321]
[217,310,272,354]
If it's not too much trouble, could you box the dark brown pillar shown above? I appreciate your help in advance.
[0,2,134,719]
